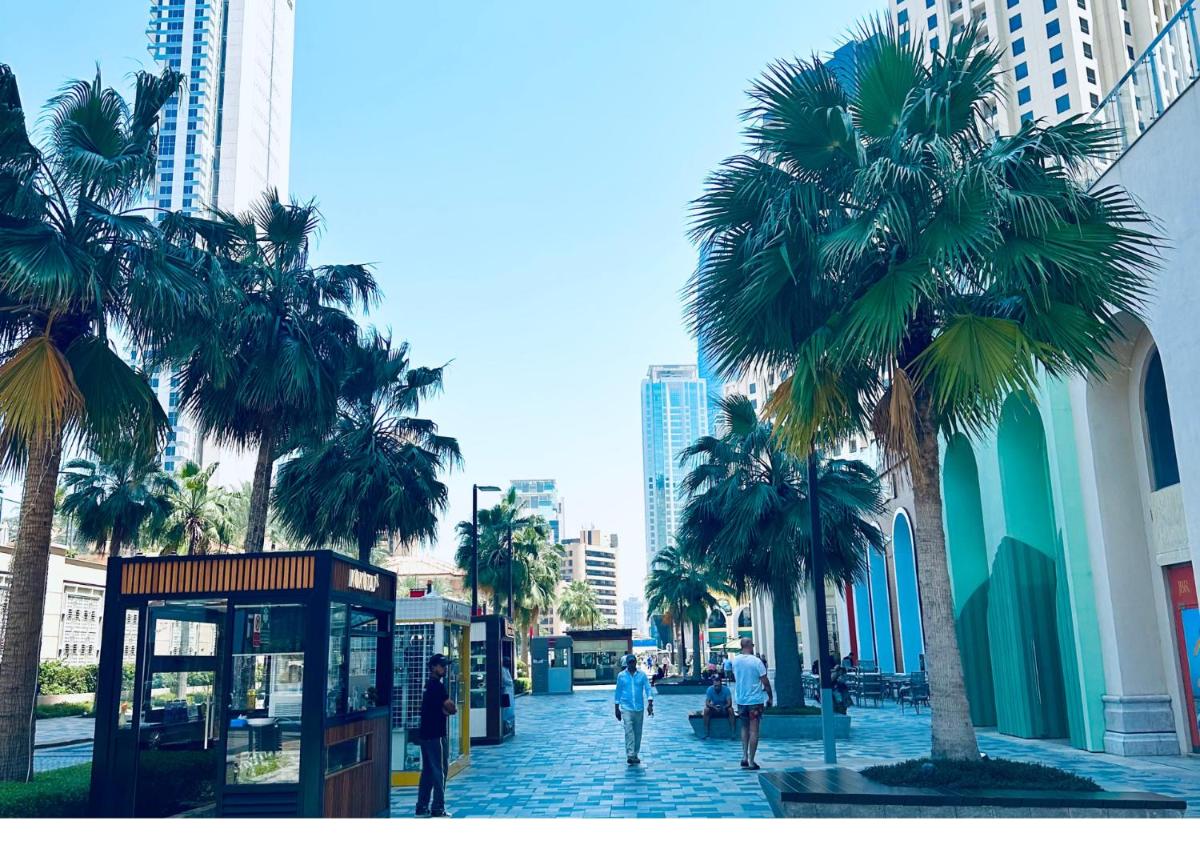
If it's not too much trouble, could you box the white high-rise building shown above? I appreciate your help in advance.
[510,479,565,543]
[640,365,710,569]
[891,0,1186,134]
[142,0,296,481]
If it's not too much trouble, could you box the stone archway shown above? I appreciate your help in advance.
[942,434,997,726]
[1083,314,1193,754]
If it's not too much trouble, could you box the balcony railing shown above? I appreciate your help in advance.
[1090,0,1200,173]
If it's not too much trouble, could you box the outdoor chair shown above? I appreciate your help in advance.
[898,680,930,713]
[856,673,883,707]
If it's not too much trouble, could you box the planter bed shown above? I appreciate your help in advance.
[655,682,711,696]
[759,767,1186,818]
[688,711,850,740]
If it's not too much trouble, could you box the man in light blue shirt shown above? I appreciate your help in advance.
[614,654,654,765]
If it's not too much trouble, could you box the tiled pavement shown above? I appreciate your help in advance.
[390,686,1200,818]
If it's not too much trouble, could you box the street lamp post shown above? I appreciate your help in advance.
[506,526,514,620]
[807,450,838,765]
[472,484,501,616]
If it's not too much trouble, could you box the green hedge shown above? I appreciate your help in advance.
[0,764,92,818]
[35,702,93,719]
[37,661,98,696]
[514,677,531,695]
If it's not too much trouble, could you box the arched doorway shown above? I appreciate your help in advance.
[942,434,997,726]
[1085,320,1197,754]
[867,543,896,673]
[892,511,924,673]
[991,392,1074,741]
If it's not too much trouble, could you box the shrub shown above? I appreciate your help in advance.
[35,702,93,719]
[37,661,98,696]
[514,677,531,695]
[763,705,821,716]
[861,757,1101,792]
[0,764,92,818]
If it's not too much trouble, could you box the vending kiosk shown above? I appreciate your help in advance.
[469,614,515,745]
[89,551,396,818]
[392,594,471,784]
[530,635,573,695]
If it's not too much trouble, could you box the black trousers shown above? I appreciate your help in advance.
[416,736,448,813]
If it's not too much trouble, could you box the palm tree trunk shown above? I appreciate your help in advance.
[911,399,980,761]
[357,527,374,565]
[691,619,702,678]
[0,427,65,781]
[107,523,123,560]
[243,427,275,552]
[771,584,806,708]
[677,615,687,674]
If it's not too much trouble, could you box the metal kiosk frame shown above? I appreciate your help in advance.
[89,550,396,818]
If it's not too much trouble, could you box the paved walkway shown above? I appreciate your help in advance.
[390,687,1200,817]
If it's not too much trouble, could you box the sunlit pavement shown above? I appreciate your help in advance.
[390,685,1200,818]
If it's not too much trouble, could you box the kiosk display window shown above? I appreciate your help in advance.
[226,604,305,785]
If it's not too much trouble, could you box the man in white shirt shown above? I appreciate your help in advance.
[729,637,772,770]
[613,653,654,765]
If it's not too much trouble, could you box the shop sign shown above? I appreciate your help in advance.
[348,568,380,593]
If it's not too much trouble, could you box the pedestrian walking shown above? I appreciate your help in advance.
[729,637,772,770]
[613,653,654,765]
[415,653,457,818]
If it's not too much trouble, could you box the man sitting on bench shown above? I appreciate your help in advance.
[702,676,735,738]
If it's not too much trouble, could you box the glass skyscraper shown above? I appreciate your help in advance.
[640,365,711,568]
[510,479,564,543]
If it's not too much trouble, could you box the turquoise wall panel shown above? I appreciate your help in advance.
[892,512,924,673]
[987,537,1070,739]
[868,544,896,673]
[853,575,875,665]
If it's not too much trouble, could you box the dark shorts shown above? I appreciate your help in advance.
[738,703,765,724]
[706,704,731,716]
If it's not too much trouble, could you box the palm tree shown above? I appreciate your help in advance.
[645,546,726,679]
[273,331,462,563]
[169,189,378,552]
[454,488,563,624]
[58,443,177,559]
[686,25,1158,756]
[153,461,232,556]
[557,580,602,630]
[678,396,884,707]
[0,65,207,781]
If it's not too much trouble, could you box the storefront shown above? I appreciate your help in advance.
[392,594,470,784]
[568,628,633,686]
[89,551,396,818]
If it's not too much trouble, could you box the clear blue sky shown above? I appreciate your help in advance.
[1,0,880,597]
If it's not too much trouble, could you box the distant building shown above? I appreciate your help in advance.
[138,0,296,483]
[383,552,467,601]
[621,596,646,634]
[640,365,711,569]
[510,478,565,543]
[541,528,621,632]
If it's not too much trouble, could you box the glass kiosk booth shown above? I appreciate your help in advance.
[530,635,573,694]
[392,594,471,785]
[469,614,516,745]
[89,551,396,818]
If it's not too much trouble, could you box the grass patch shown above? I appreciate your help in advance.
[35,702,93,719]
[861,757,1101,792]
[0,763,91,818]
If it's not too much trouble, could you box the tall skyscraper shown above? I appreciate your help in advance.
[510,478,564,543]
[640,365,711,567]
[622,596,646,633]
[892,0,1184,134]
[142,0,296,478]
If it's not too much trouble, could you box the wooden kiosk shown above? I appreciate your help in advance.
[89,551,396,818]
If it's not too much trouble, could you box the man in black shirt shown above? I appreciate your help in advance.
[416,653,457,818]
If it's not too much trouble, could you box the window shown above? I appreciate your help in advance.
[1090,92,1099,108]
[1043,0,1056,10]
[1046,19,1060,36]
[1013,37,1026,55]
[1082,41,1093,58]
[1077,0,1086,7]
[1055,93,1071,113]
[1086,67,1096,84]
[1144,350,1181,490]
[1009,14,1022,31]
[1053,69,1067,87]
[898,8,908,24]
[1122,20,1129,35]
[900,31,910,45]
[1081,17,1091,34]
[1015,62,1029,80]
[1127,45,1136,60]
[327,604,388,717]
[930,35,939,51]
[1018,86,1032,104]
[927,0,935,6]
[1049,43,1064,62]
[1007,0,1018,6]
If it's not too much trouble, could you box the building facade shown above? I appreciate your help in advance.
[640,365,711,568]
[510,478,565,543]
[621,596,646,634]
[891,0,1185,135]
[142,0,296,481]
[553,528,621,629]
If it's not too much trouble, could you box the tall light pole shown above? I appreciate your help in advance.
[472,484,501,616]
[807,450,837,765]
